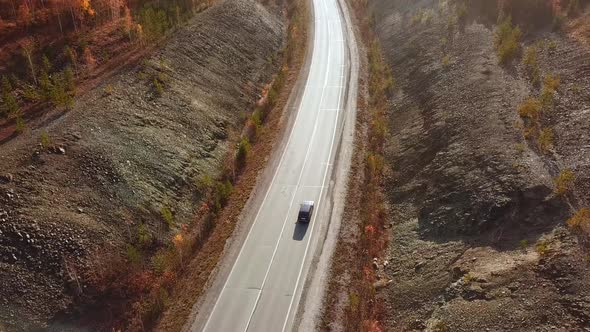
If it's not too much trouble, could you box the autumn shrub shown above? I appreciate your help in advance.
[567,208,590,230]
[535,239,551,255]
[543,72,559,88]
[40,130,51,149]
[518,97,542,120]
[442,55,450,66]
[537,127,553,152]
[523,46,540,85]
[554,169,575,195]
[153,77,164,96]
[495,16,522,64]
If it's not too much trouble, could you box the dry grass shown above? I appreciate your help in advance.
[567,208,590,234]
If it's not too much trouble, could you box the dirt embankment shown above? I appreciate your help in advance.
[0,0,284,330]
[367,0,590,330]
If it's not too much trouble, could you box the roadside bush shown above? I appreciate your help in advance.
[242,119,258,143]
[235,138,251,170]
[495,16,521,64]
[554,169,575,195]
[213,180,233,212]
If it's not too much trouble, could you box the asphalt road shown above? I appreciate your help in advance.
[199,0,348,330]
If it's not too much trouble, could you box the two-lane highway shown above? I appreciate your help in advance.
[197,0,349,329]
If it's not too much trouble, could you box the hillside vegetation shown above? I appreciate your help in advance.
[324,0,590,330]
[0,0,285,330]
[0,0,210,140]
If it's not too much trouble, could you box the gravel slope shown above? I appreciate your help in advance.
[369,0,590,331]
[0,0,284,330]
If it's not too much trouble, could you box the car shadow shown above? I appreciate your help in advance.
[292,222,309,241]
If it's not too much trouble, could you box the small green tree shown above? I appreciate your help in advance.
[39,70,52,101]
[137,223,153,247]
[495,16,521,65]
[64,45,78,73]
[160,206,174,229]
[64,66,75,92]
[15,115,26,134]
[1,76,19,117]
[21,38,37,85]
[49,71,74,108]
[40,130,51,149]
[41,55,52,73]
[126,244,142,266]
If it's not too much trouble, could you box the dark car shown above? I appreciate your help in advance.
[297,201,315,223]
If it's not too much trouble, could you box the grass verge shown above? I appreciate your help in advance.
[321,0,392,330]
[150,0,310,330]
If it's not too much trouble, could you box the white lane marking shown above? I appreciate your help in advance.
[281,0,348,330]
[242,5,333,332]
[201,8,322,331]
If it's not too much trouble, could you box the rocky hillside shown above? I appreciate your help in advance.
[0,0,284,330]
[370,0,590,330]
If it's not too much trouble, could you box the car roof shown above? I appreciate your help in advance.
[300,201,314,212]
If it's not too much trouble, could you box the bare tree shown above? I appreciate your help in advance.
[20,38,37,85]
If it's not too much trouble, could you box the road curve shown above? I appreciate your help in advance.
[198,0,349,330]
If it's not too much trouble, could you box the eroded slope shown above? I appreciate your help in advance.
[0,0,284,329]
[371,0,590,330]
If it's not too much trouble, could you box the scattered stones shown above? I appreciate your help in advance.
[0,173,13,184]
[373,278,393,290]
[415,261,426,271]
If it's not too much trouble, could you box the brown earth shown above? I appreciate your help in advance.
[367,0,590,331]
[0,0,286,330]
